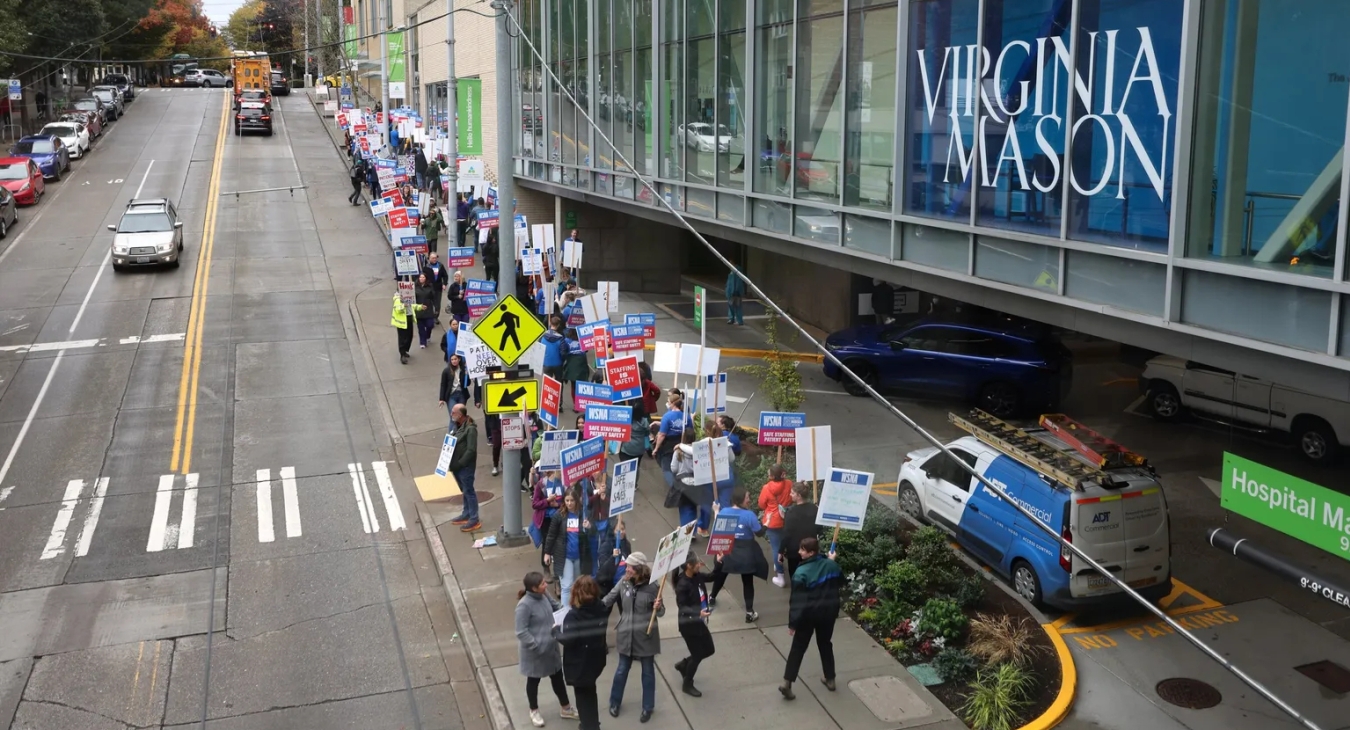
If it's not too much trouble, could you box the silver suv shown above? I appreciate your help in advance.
[90,86,124,120]
[108,198,185,271]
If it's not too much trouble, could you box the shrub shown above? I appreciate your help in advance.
[875,560,927,608]
[906,526,962,577]
[916,598,968,642]
[933,647,980,685]
[967,614,1047,668]
[733,452,797,506]
[836,533,902,577]
[860,598,911,634]
[961,663,1034,730]
[861,506,900,539]
[948,572,988,608]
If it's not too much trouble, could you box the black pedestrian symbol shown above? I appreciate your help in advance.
[493,303,521,351]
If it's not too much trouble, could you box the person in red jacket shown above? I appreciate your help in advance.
[757,464,794,588]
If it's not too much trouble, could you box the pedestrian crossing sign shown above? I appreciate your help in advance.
[471,294,545,366]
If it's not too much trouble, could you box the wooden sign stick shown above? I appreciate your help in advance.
[646,573,667,635]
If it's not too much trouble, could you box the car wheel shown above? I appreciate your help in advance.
[170,258,180,269]
[841,362,877,397]
[0,218,7,239]
[1147,381,1182,422]
[1012,560,1044,608]
[978,381,1022,418]
[1293,416,1339,464]
[898,482,924,523]
[112,263,126,273]
[50,166,60,182]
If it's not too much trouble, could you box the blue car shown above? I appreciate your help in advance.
[10,135,71,181]
[822,320,1072,417]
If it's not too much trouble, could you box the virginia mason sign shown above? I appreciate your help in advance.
[916,27,1175,201]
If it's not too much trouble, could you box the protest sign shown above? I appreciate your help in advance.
[706,513,738,556]
[466,294,497,320]
[573,381,613,409]
[560,436,606,486]
[816,469,874,530]
[651,522,697,578]
[456,322,503,381]
[609,458,638,517]
[606,356,642,402]
[467,278,496,293]
[757,412,805,446]
[539,430,580,471]
[435,434,458,477]
[583,405,632,442]
[540,375,563,428]
[609,324,645,353]
[691,437,731,486]
[795,426,834,484]
[702,373,727,415]
[576,321,607,351]
[623,313,657,339]
[447,247,475,268]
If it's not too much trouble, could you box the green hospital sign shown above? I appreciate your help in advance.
[1221,452,1350,562]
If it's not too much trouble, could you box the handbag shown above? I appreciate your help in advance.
[664,483,682,509]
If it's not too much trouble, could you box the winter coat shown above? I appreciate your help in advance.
[758,479,793,530]
[780,502,821,560]
[447,282,469,318]
[424,262,449,290]
[448,418,478,473]
[439,365,469,403]
[788,555,844,630]
[516,590,564,678]
[725,269,746,298]
[414,284,437,320]
[542,330,567,368]
[603,577,664,658]
[544,510,593,579]
[558,598,610,687]
[673,570,716,658]
[532,475,566,531]
[562,345,590,382]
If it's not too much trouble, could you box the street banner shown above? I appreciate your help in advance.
[457,78,483,154]
[816,469,874,530]
[757,412,805,446]
[706,512,738,556]
[388,30,406,97]
[560,436,606,486]
[692,437,731,486]
[447,247,475,268]
[609,458,638,517]
[466,295,497,320]
[606,356,642,402]
[434,435,457,477]
[540,375,563,428]
[702,372,727,415]
[795,426,834,483]
[539,429,580,471]
[573,381,613,409]
[609,324,645,353]
[583,404,632,442]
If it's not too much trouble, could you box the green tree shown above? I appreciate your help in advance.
[224,0,265,52]
[730,311,805,413]
[0,0,28,76]
[180,28,230,70]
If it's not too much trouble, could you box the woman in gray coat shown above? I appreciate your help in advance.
[515,572,578,726]
[602,552,664,723]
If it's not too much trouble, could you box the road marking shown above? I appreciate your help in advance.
[0,333,183,354]
[372,461,405,532]
[178,473,197,550]
[256,468,275,543]
[349,463,383,533]
[281,466,302,538]
[172,95,230,474]
[802,388,849,396]
[0,486,13,509]
[74,477,109,557]
[40,479,85,559]
[146,474,175,552]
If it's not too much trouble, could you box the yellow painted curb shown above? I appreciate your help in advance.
[1018,623,1077,730]
[641,342,824,364]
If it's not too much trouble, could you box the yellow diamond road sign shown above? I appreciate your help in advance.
[471,294,545,366]
[483,378,540,415]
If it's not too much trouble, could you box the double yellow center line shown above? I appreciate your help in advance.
[170,95,230,474]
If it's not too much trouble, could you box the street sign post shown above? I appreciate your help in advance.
[471,293,546,366]
[693,286,705,336]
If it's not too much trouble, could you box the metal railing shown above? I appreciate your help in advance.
[1241,190,1304,256]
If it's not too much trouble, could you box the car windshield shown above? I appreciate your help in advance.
[0,163,28,181]
[74,100,97,110]
[13,140,55,154]
[43,126,76,138]
[271,73,283,82]
[93,89,113,98]
[241,91,266,100]
[117,212,172,233]
[105,75,127,84]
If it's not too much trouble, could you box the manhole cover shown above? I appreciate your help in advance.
[445,490,495,507]
[1156,678,1222,709]
[1296,660,1350,695]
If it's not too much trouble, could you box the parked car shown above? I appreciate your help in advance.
[0,157,45,205]
[234,104,273,136]
[678,122,737,153]
[187,69,230,88]
[59,110,103,138]
[9,135,71,180]
[40,122,90,159]
[90,86,125,119]
[0,186,17,238]
[162,73,188,88]
[270,69,291,96]
[1142,356,1349,463]
[102,73,135,101]
[70,96,107,125]
[108,198,185,270]
[822,320,1073,416]
[896,414,1172,610]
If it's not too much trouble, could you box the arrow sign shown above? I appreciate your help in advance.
[497,386,527,409]
[483,378,540,415]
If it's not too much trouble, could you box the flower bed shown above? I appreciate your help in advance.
[836,508,1060,730]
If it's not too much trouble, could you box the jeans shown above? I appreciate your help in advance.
[348,178,363,203]
[609,654,655,713]
[658,452,675,489]
[526,672,570,710]
[783,616,836,683]
[727,296,744,324]
[767,527,785,576]
[560,558,579,608]
[678,497,698,529]
[455,466,478,520]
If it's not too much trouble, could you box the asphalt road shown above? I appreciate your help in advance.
[0,89,459,729]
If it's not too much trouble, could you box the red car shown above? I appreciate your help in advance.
[0,157,45,205]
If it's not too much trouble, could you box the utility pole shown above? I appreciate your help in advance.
[379,0,390,146]
[444,0,457,248]
[303,0,311,87]
[491,0,527,548]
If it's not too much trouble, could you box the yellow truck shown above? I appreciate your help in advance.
[231,53,270,93]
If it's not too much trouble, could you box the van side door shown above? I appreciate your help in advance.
[920,447,978,531]
[959,454,1023,571]
[1180,361,1236,420]
[1232,374,1274,428]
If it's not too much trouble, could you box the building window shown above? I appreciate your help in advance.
[843,0,897,211]
[635,0,654,176]
[794,0,845,203]
[717,0,748,189]
[661,0,684,179]
[596,0,611,169]
[903,0,978,221]
[754,0,794,196]
[614,0,633,171]
[1065,0,1183,251]
[685,0,716,184]
[1186,0,1347,279]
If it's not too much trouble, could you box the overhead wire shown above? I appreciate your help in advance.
[495,2,1323,728]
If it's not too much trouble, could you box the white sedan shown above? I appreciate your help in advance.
[679,122,738,153]
[39,122,90,159]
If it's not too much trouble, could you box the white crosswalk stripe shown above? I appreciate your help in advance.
[74,477,109,557]
[37,477,109,560]
[40,480,86,560]
[256,467,303,543]
[146,473,199,552]
[349,462,404,533]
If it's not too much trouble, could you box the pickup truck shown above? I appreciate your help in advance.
[1142,355,1349,463]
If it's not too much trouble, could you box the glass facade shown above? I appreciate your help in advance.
[519,0,1350,362]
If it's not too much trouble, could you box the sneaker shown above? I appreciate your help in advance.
[745,611,759,623]
[491,466,500,476]
[772,574,786,588]
[529,710,545,727]
[459,520,482,532]
[450,515,470,525]
[821,677,837,692]
[779,682,795,700]
[559,706,578,720]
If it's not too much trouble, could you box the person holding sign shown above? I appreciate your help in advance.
[515,572,579,726]
[391,291,420,365]
[585,472,619,583]
[447,270,470,321]
[708,487,769,623]
[562,329,590,410]
[602,552,663,723]
[779,483,820,580]
[672,555,716,698]
[530,471,566,563]
[543,492,592,608]
[780,536,844,700]
[556,576,610,730]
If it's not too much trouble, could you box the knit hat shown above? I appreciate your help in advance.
[626,551,649,569]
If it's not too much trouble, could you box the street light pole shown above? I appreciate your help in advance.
[444,0,457,247]
[303,0,310,87]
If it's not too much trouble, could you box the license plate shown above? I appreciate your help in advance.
[136,256,149,263]
[1128,577,1158,588]
[1086,575,1113,590]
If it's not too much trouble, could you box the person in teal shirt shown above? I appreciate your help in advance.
[707,487,769,623]
[724,265,746,325]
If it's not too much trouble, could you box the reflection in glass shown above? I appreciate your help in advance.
[685,0,716,184]
[844,2,897,211]
[1063,250,1164,316]
[614,0,633,171]
[1181,270,1332,352]
[844,215,892,256]
[1187,0,1345,278]
[794,2,844,202]
[688,186,716,218]
[754,0,794,195]
[660,0,683,179]
[597,0,612,168]
[754,198,792,232]
[635,0,654,175]
[975,237,1059,292]
[718,0,748,188]
[560,0,576,165]
[795,205,840,243]
[974,0,1070,234]
[902,223,969,272]
[718,193,745,223]
[1067,0,1182,251]
[903,0,977,220]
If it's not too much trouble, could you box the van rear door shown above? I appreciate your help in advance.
[1069,481,1169,597]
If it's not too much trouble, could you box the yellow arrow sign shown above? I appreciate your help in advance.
[483,378,540,415]
[471,294,546,366]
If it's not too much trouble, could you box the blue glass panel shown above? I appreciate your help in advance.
[903,0,979,221]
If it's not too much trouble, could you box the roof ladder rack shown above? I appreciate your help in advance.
[948,410,1100,491]
[1039,413,1148,470]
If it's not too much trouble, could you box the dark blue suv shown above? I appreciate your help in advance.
[823,320,1072,417]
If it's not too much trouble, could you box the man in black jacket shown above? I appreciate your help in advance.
[448,405,481,531]
[778,482,820,580]
[348,157,367,205]
[780,536,843,700]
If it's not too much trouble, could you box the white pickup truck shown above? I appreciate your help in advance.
[1141,355,1349,463]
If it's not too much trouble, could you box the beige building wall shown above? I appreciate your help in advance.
[413,0,503,185]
